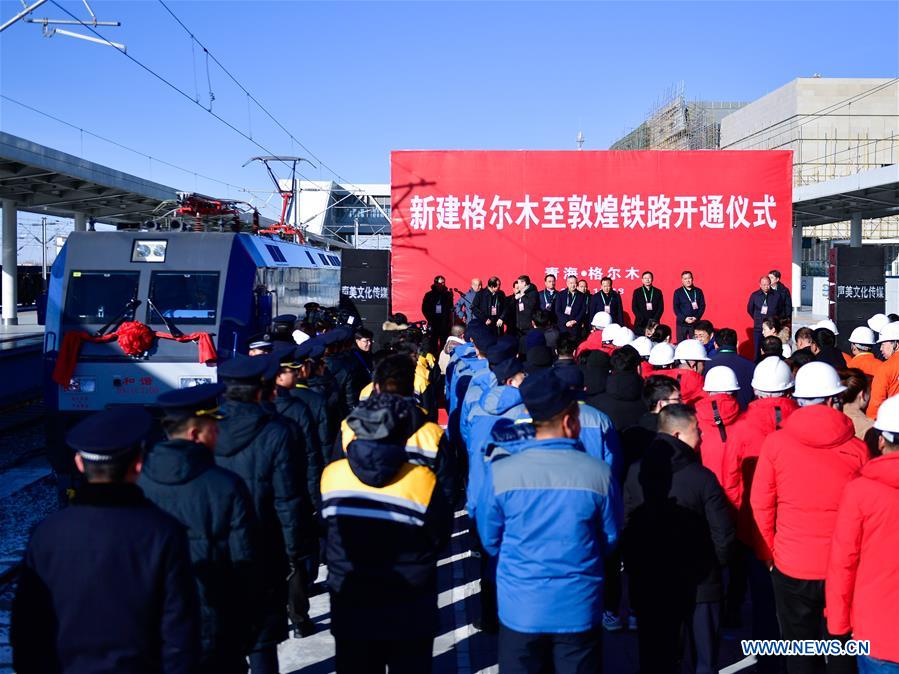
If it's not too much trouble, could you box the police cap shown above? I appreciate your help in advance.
[67,407,153,461]
[519,370,581,422]
[217,354,268,384]
[156,383,225,421]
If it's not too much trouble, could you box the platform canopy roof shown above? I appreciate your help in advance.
[792,163,899,228]
[0,132,178,224]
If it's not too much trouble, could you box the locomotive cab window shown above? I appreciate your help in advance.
[148,271,219,325]
[63,270,140,325]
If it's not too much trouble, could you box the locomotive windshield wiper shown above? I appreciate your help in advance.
[146,297,184,338]
[95,297,141,337]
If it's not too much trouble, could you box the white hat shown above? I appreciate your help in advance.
[877,322,899,343]
[292,329,310,345]
[848,326,877,346]
[674,339,710,362]
[703,366,741,393]
[813,319,839,336]
[868,313,890,334]
[631,336,653,358]
[612,327,636,348]
[601,323,621,343]
[751,356,795,393]
[591,312,612,330]
[874,395,899,439]
[793,362,847,398]
[648,342,676,366]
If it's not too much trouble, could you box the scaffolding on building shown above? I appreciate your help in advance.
[610,82,746,151]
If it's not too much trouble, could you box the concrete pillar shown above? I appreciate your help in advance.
[791,223,802,310]
[2,199,18,326]
[73,211,87,232]
[850,212,863,248]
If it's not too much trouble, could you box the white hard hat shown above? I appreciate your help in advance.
[751,356,795,393]
[848,326,877,346]
[874,395,899,437]
[877,322,899,343]
[591,312,612,329]
[813,319,839,336]
[703,366,740,393]
[612,327,636,347]
[868,313,890,334]
[674,338,710,362]
[631,336,653,358]
[782,343,793,358]
[793,362,847,398]
[602,323,621,343]
[648,342,676,366]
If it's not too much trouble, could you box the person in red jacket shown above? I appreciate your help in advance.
[722,357,798,673]
[751,362,868,674]
[696,366,744,486]
[826,394,899,673]
[660,339,708,405]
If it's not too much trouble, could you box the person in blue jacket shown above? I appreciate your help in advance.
[672,270,707,341]
[554,364,622,483]
[478,370,622,672]
[555,274,588,336]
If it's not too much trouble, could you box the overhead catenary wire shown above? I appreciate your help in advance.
[45,0,316,187]
[1,94,276,205]
[155,0,391,222]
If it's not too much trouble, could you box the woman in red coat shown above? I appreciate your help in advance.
[827,395,899,671]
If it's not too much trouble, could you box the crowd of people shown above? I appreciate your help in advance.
[9,269,899,674]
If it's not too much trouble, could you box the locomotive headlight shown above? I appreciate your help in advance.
[65,377,97,393]
[180,377,213,388]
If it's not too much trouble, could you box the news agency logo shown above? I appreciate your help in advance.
[741,640,871,658]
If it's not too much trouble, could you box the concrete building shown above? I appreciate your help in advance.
[720,77,899,312]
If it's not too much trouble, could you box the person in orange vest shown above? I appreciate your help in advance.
[868,322,899,420]
[847,326,882,379]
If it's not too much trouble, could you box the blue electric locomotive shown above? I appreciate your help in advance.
[43,230,340,413]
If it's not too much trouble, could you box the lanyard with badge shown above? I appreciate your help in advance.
[544,290,553,308]
[760,293,768,316]
[600,291,612,313]
[643,286,654,312]
[490,293,498,316]
[564,291,575,316]
[683,287,699,312]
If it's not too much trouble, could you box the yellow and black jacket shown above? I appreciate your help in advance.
[320,437,453,638]
[338,402,456,503]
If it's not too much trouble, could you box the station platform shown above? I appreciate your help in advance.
[0,310,44,407]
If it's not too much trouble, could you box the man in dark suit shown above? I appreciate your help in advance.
[555,274,588,336]
[672,271,707,341]
[631,271,664,334]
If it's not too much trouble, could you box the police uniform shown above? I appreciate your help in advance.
[12,408,201,674]
[214,356,316,673]
[291,340,335,455]
[139,384,261,674]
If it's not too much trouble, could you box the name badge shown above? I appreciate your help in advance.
[518,301,524,311]
[491,306,497,316]
[603,306,610,314]
[564,306,572,316]
[760,304,768,315]
[691,301,699,310]
[347,315,355,325]
[435,304,442,314]
[646,302,653,311]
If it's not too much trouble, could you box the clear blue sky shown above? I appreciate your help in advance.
[1,0,897,222]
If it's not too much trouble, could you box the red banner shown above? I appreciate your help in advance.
[391,150,792,350]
